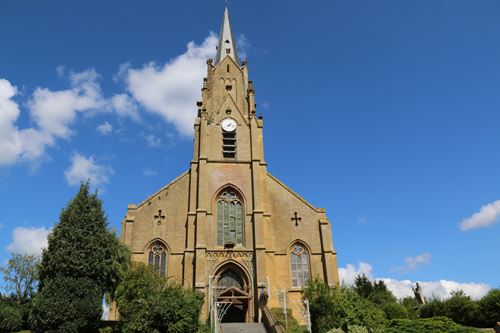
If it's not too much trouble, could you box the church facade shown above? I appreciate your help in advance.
[117,8,339,324]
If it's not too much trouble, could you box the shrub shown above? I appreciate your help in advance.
[30,277,102,333]
[0,303,22,333]
[386,316,481,333]
[116,263,204,333]
[478,289,500,327]
[271,307,308,333]
[382,302,408,320]
[303,278,337,333]
[443,290,480,327]
[331,288,386,332]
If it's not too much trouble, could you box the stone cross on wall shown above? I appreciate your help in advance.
[154,210,165,225]
[291,212,302,226]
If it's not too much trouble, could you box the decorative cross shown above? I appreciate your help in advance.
[154,209,165,225]
[291,212,302,226]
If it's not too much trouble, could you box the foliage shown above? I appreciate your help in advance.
[0,253,39,305]
[38,183,130,296]
[419,297,446,318]
[478,288,500,327]
[304,279,386,333]
[445,290,480,327]
[0,302,22,333]
[385,316,482,333]
[399,296,420,320]
[353,275,396,306]
[303,278,337,333]
[115,263,204,333]
[31,183,131,333]
[326,325,368,333]
[381,302,408,320]
[30,276,102,333]
[331,288,386,332]
[271,308,308,333]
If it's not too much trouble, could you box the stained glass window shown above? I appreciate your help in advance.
[218,270,244,289]
[148,242,167,276]
[290,244,309,288]
[217,189,243,246]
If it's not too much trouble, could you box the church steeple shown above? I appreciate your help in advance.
[215,6,239,65]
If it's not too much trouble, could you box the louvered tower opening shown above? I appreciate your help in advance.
[222,130,236,158]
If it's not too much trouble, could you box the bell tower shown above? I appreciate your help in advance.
[193,7,263,164]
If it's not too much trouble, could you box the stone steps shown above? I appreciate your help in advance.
[220,322,267,333]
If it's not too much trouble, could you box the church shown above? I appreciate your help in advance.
[115,7,339,326]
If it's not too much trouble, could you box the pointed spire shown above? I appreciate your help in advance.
[215,6,239,65]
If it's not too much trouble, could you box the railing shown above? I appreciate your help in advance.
[261,305,285,333]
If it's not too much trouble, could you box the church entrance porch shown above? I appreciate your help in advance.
[215,266,251,323]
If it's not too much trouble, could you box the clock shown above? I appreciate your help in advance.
[221,118,237,132]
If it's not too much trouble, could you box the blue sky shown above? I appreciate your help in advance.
[1,0,499,299]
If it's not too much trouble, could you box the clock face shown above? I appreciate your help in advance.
[221,118,237,132]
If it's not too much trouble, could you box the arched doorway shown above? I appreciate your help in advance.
[215,265,251,323]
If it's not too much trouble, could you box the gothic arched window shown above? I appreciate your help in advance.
[148,242,167,276]
[290,243,310,288]
[216,189,243,246]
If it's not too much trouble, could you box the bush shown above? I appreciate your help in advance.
[0,303,22,333]
[30,277,102,333]
[116,263,204,333]
[478,289,500,327]
[271,308,308,333]
[331,288,386,332]
[386,316,481,333]
[303,278,337,333]
[444,291,480,327]
[382,302,408,320]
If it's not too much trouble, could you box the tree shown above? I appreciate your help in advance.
[30,277,102,333]
[31,183,130,333]
[354,275,373,299]
[331,288,387,332]
[478,289,500,327]
[303,278,337,333]
[353,275,396,306]
[0,302,22,333]
[443,290,480,327]
[1,253,39,304]
[115,263,204,333]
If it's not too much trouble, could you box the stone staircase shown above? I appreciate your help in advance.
[220,323,267,333]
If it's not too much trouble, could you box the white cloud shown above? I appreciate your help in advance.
[122,33,218,135]
[381,278,491,301]
[29,69,105,138]
[64,153,113,188]
[96,121,113,135]
[110,93,140,121]
[338,262,374,285]
[459,200,500,231]
[339,262,491,300]
[6,226,50,256]
[56,65,65,77]
[0,70,106,166]
[236,34,249,60]
[142,168,158,177]
[393,252,431,273]
[146,134,161,147]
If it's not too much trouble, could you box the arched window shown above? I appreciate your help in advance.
[218,270,244,289]
[216,189,243,246]
[148,242,167,276]
[290,243,310,288]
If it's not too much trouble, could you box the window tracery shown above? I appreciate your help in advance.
[148,241,167,276]
[290,243,310,288]
[217,189,243,246]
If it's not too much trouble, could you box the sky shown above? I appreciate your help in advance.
[1,0,499,300]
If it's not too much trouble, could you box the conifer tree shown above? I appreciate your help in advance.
[31,182,130,333]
